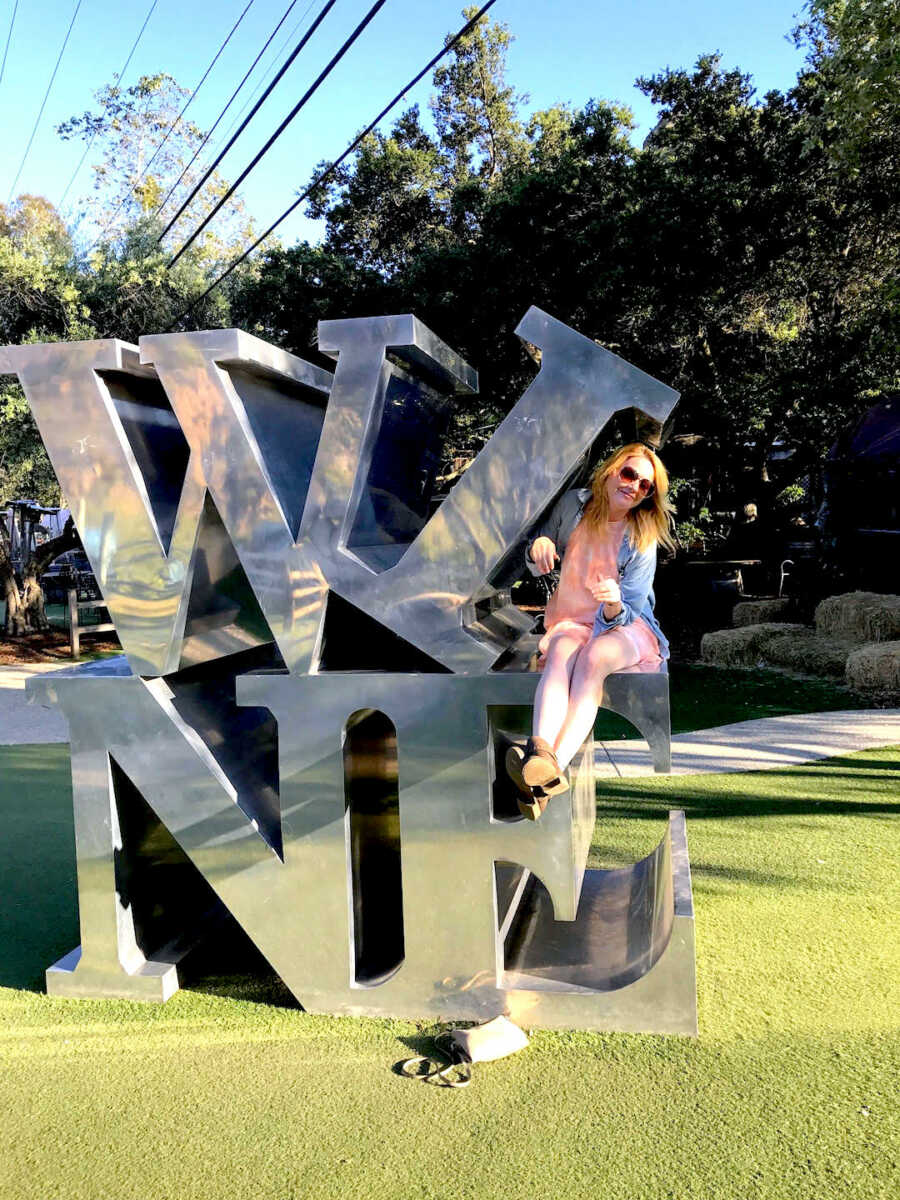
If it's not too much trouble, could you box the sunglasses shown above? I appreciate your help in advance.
[618,465,655,497]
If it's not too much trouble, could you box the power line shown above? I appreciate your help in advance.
[0,0,19,92]
[155,0,305,221]
[159,0,338,245]
[58,0,160,210]
[87,0,257,249]
[6,0,83,203]
[167,0,385,267]
[168,0,498,327]
[213,0,319,152]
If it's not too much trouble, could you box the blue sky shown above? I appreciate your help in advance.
[0,0,809,249]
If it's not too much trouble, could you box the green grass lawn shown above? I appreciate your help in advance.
[592,662,874,740]
[0,741,897,1200]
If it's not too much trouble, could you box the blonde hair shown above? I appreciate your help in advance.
[581,443,676,554]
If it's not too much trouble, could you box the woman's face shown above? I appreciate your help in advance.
[605,454,656,514]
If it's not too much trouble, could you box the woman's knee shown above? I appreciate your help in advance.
[544,634,583,670]
[583,635,622,671]
[570,637,627,695]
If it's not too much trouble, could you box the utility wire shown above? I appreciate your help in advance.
[213,0,319,151]
[88,0,256,249]
[58,0,159,210]
[167,0,383,265]
[7,0,83,203]
[0,0,19,92]
[160,0,339,245]
[168,0,498,327]
[154,0,306,220]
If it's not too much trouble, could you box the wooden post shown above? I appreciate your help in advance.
[68,588,80,658]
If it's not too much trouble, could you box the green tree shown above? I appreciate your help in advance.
[429,4,528,188]
[0,195,87,512]
[230,241,394,355]
[0,194,87,345]
[305,7,539,271]
[795,0,900,170]
[0,381,62,507]
[792,1,900,405]
[57,73,253,257]
[305,106,450,275]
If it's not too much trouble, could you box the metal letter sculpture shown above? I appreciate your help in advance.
[0,308,696,1034]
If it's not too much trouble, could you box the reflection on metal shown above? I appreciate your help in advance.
[5,309,695,1034]
[602,662,672,773]
[344,708,404,985]
[0,335,310,675]
[502,813,696,1033]
[1,310,678,676]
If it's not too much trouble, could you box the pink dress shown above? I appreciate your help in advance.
[538,519,661,667]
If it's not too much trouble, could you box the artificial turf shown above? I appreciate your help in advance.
[0,743,897,1200]
[593,661,876,740]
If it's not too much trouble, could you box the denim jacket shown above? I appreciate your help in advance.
[526,488,670,660]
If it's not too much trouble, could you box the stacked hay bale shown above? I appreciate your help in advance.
[817,593,900,693]
[815,592,900,643]
[763,628,861,676]
[732,599,794,627]
[700,623,809,668]
[701,592,900,693]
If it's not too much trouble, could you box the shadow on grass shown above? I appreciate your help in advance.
[597,796,897,821]
[177,922,300,1010]
[597,751,899,822]
[685,861,855,891]
[0,745,79,991]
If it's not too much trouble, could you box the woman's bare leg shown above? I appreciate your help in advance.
[532,632,586,749]
[553,630,638,770]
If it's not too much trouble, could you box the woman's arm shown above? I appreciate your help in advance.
[525,493,571,576]
[591,543,657,634]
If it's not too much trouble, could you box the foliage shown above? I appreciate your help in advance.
[0,195,89,345]
[80,217,232,343]
[795,0,900,170]
[674,507,731,555]
[0,381,61,506]
[775,483,807,508]
[429,4,529,188]
[304,107,451,276]
[1,6,898,557]
[57,73,254,257]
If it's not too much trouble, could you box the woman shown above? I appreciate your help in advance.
[508,443,675,819]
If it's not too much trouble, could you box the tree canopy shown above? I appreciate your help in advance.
[1,4,897,540]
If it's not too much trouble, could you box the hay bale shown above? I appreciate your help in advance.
[845,641,900,692]
[763,632,859,677]
[815,592,900,643]
[701,623,809,667]
[733,599,794,627]
[702,623,858,676]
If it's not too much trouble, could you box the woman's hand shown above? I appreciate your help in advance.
[530,536,559,575]
[590,575,622,607]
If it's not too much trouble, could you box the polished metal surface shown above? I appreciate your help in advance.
[0,336,326,675]
[33,672,578,1007]
[32,667,694,1031]
[8,309,694,1033]
[602,661,672,773]
[502,812,697,1034]
[3,309,679,676]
